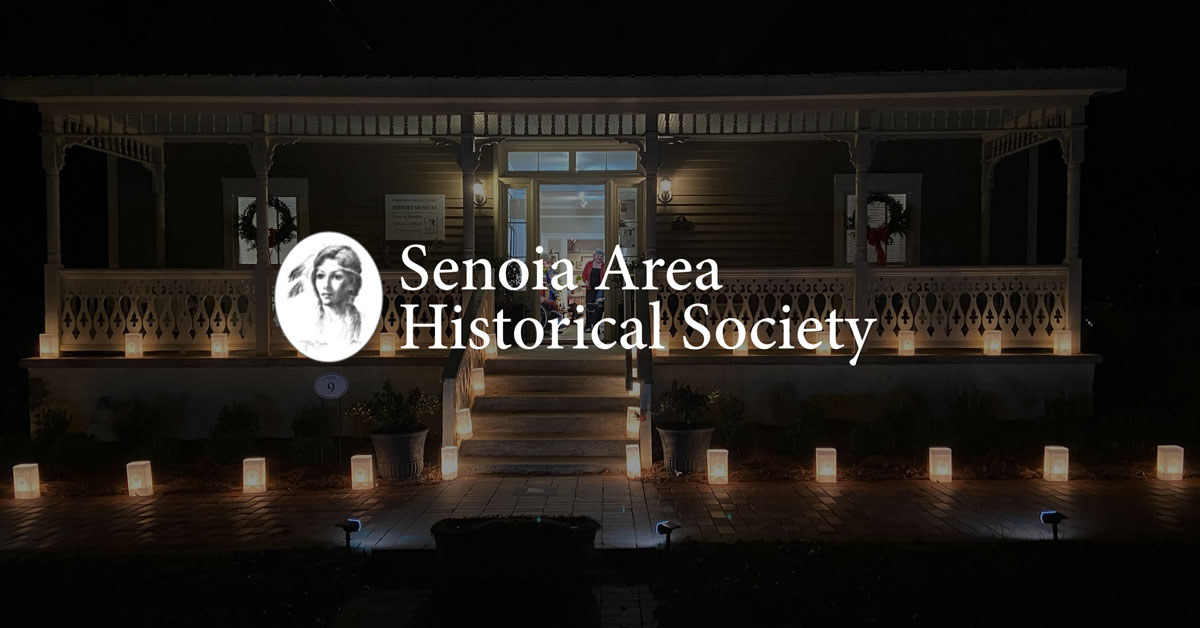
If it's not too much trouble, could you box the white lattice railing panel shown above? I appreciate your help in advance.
[654,269,855,348]
[59,270,255,351]
[379,272,462,349]
[866,267,1068,348]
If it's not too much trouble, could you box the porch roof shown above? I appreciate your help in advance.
[0,68,1125,110]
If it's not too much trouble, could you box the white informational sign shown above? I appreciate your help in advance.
[314,373,349,400]
[385,194,445,241]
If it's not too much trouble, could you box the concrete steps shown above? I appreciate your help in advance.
[462,355,634,475]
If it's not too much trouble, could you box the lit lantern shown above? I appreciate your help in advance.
[455,408,473,440]
[654,345,669,358]
[350,454,374,490]
[242,457,267,494]
[707,449,729,485]
[1157,445,1184,481]
[12,463,40,499]
[1043,446,1069,482]
[898,331,916,356]
[210,332,229,358]
[1052,330,1072,356]
[631,367,638,378]
[815,448,837,483]
[626,407,640,439]
[124,333,144,358]
[816,340,831,356]
[733,336,748,357]
[471,367,485,394]
[126,460,153,496]
[441,446,458,480]
[929,447,952,483]
[39,333,59,359]
[626,444,641,479]
[982,330,1002,356]
[484,334,498,359]
[379,332,397,357]
[630,380,641,398]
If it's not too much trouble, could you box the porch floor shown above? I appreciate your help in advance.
[3,478,1195,552]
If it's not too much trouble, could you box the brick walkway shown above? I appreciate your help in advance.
[3,478,1197,552]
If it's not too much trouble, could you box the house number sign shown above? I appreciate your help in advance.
[313,373,349,400]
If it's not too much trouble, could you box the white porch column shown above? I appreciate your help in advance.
[152,149,166,268]
[1064,121,1084,354]
[1026,147,1039,265]
[640,127,660,471]
[458,121,477,262]
[850,126,873,320]
[250,130,272,356]
[42,126,63,336]
[107,155,119,269]
[980,158,994,264]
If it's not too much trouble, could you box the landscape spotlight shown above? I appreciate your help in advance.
[1040,510,1067,541]
[334,518,362,549]
[656,520,682,548]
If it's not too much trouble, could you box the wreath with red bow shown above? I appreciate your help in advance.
[238,197,297,250]
[844,193,911,265]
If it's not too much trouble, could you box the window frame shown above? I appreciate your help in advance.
[221,178,309,269]
[832,173,922,267]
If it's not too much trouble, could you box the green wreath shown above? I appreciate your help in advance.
[843,193,911,237]
[238,197,297,249]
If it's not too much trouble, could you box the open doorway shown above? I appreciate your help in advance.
[538,183,605,343]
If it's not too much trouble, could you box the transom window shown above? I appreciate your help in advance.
[506,149,639,172]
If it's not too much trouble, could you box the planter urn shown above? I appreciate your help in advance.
[370,427,428,480]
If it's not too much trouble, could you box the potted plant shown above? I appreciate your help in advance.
[655,380,718,475]
[348,380,437,480]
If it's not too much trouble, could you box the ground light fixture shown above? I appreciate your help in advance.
[12,463,40,499]
[471,367,485,394]
[929,447,952,482]
[441,446,458,480]
[626,407,640,439]
[379,332,397,357]
[1052,330,1072,356]
[242,457,267,494]
[334,518,361,549]
[898,331,916,356]
[210,332,229,358]
[815,448,837,483]
[455,409,473,439]
[124,333,144,358]
[126,460,153,496]
[351,455,374,490]
[982,330,1002,356]
[39,333,59,358]
[656,520,681,548]
[707,449,729,485]
[626,444,641,479]
[1040,510,1066,540]
[1157,445,1184,481]
[1043,446,1069,481]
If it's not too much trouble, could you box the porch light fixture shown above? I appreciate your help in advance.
[929,447,952,483]
[1157,445,1184,481]
[1052,330,1072,356]
[816,340,831,357]
[242,457,267,494]
[626,407,640,439]
[351,455,374,490]
[707,449,729,485]
[379,332,397,357]
[124,333,144,358]
[982,330,1002,356]
[471,367,485,394]
[626,444,641,479]
[657,176,673,204]
[210,333,229,358]
[39,333,59,359]
[815,448,837,483]
[441,446,458,480]
[126,460,154,496]
[898,331,916,356]
[1043,446,1069,482]
[473,179,487,208]
[484,334,498,359]
[12,463,40,499]
[455,408,473,440]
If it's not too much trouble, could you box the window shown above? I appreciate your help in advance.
[235,195,300,265]
[507,151,569,171]
[507,188,527,259]
[832,173,921,266]
[222,178,308,267]
[506,149,640,172]
[576,150,639,171]
[845,193,908,265]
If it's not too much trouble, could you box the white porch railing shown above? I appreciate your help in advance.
[654,266,1069,350]
[58,269,462,353]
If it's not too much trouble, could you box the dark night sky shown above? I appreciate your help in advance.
[0,1,1194,429]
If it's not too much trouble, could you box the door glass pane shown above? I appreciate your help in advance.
[507,188,527,259]
[236,195,299,265]
[618,187,639,263]
[576,151,606,171]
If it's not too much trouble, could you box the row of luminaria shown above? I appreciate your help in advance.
[12,445,1184,499]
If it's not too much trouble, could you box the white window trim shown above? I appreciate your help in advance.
[221,178,309,268]
[833,173,922,267]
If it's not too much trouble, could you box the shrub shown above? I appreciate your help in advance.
[207,403,260,464]
[655,381,716,426]
[944,387,998,457]
[712,391,752,454]
[31,405,70,446]
[782,395,832,455]
[288,403,334,467]
[347,380,437,435]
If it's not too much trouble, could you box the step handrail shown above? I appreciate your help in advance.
[440,288,490,448]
